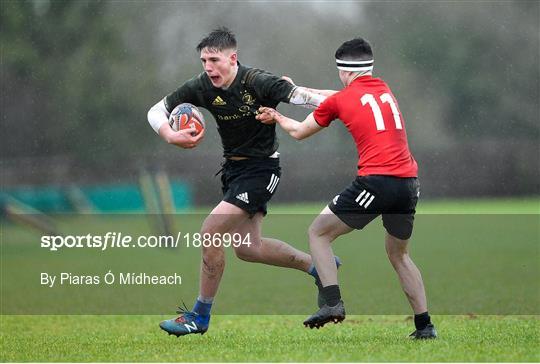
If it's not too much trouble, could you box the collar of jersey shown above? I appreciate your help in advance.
[351,74,373,84]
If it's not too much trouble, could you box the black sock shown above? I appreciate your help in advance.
[321,285,341,307]
[414,311,431,330]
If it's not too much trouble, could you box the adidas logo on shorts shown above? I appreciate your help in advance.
[236,192,249,204]
[266,174,280,194]
[355,190,375,208]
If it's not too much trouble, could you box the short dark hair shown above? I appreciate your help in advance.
[335,38,373,61]
[196,27,237,53]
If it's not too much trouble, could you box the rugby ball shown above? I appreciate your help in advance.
[169,103,205,135]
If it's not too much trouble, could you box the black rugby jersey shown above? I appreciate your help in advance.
[164,63,295,158]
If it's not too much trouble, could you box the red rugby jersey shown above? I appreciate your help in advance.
[313,75,418,177]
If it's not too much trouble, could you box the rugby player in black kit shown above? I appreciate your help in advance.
[147,27,339,336]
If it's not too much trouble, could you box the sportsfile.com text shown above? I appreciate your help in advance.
[40,232,252,251]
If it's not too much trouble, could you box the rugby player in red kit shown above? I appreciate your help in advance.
[257,37,436,339]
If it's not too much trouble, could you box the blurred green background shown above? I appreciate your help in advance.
[2,1,538,205]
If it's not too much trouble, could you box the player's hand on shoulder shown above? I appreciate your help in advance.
[256,107,280,124]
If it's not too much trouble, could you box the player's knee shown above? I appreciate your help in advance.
[387,249,407,266]
[233,246,258,262]
[200,211,238,237]
[307,222,322,241]
[385,235,409,264]
[308,220,337,243]
[201,244,225,263]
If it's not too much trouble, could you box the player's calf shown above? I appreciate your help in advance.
[308,256,342,307]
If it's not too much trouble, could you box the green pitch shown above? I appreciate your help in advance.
[1,198,539,362]
[1,315,538,362]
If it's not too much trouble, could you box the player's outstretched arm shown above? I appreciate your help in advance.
[147,99,204,149]
[257,107,323,140]
[288,87,329,109]
[282,76,338,98]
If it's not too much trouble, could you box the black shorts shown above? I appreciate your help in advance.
[220,157,281,216]
[328,175,420,240]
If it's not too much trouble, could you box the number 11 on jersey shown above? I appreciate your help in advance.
[360,93,403,131]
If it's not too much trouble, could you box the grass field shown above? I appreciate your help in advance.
[1,315,538,362]
[1,198,539,362]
